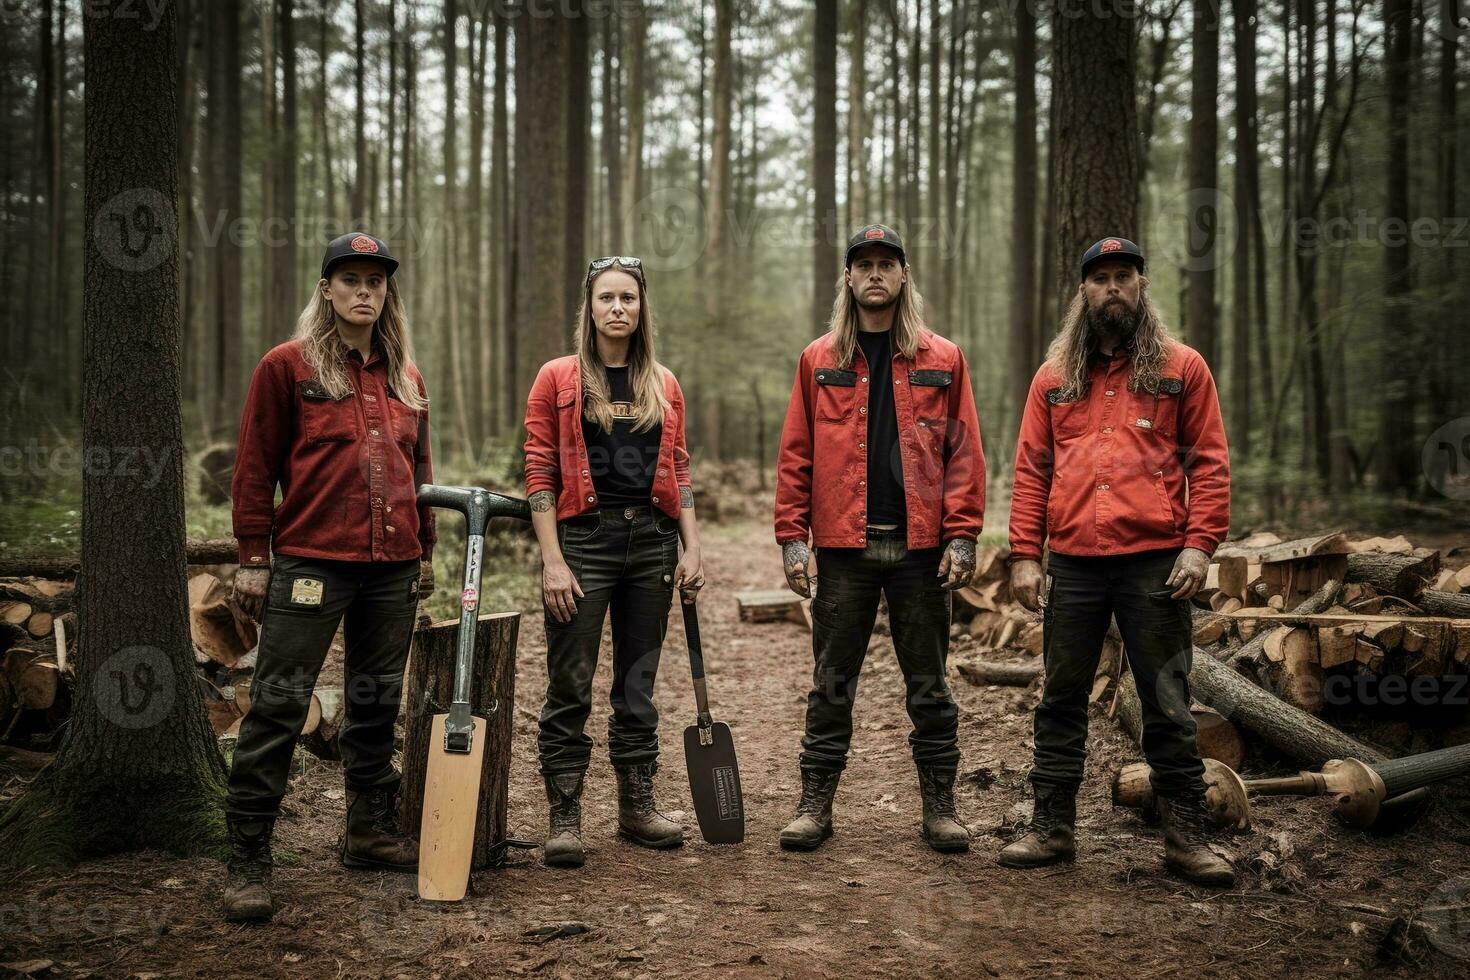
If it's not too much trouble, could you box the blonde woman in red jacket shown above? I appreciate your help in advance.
[522,256,703,868]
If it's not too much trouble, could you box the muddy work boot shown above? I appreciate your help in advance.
[1157,790,1236,888]
[917,765,970,853]
[614,762,685,849]
[778,768,841,851]
[543,771,587,868]
[996,782,1076,869]
[341,783,418,872]
[222,816,276,923]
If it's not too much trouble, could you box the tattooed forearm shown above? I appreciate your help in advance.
[529,491,555,513]
[782,540,813,598]
[783,541,810,567]
[679,486,694,509]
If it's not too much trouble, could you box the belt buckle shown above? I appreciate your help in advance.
[624,507,635,520]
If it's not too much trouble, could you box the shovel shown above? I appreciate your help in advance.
[680,598,745,844]
[414,484,530,902]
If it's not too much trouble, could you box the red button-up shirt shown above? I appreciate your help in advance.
[774,328,986,549]
[1008,342,1229,563]
[231,339,436,567]
[522,355,692,520]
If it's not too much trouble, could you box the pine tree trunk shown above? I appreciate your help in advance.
[564,5,589,325]
[492,13,511,433]
[620,0,646,249]
[1050,0,1140,305]
[205,0,243,440]
[1379,0,1415,491]
[1187,0,1219,365]
[846,0,867,226]
[352,0,367,223]
[0,0,228,869]
[276,0,298,341]
[812,0,838,335]
[1231,0,1257,458]
[1009,2,1037,441]
[513,10,572,410]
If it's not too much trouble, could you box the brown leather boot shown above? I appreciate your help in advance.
[341,783,418,872]
[778,768,841,851]
[1157,790,1236,888]
[996,782,1076,868]
[614,762,685,849]
[222,816,275,923]
[543,771,587,868]
[917,765,970,853]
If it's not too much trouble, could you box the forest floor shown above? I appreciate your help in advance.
[4,513,1470,978]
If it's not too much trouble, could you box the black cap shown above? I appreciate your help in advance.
[321,232,399,280]
[845,223,906,266]
[1079,237,1145,279]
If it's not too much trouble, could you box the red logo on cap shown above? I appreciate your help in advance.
[865,228,885,240]
[350,235,380,254]
[1100,238,1123,253]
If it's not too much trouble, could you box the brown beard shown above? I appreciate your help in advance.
[853,284,898,312]
[1085,295,1142,348]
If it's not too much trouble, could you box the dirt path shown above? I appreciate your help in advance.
[5,516,1470,978]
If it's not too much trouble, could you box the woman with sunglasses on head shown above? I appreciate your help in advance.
[522,255,704,868]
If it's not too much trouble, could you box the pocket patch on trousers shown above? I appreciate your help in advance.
[290,577,325,606]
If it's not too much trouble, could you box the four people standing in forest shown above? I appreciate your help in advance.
[224,226,1235,923]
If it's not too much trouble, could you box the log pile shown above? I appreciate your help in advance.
[951,544,1044,655]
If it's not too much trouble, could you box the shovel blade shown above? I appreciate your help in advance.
[684,721,744,844]
[417,712,487,901]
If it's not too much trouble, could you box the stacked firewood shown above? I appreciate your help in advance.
[0,542,343,759]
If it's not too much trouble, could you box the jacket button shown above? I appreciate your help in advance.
[1102,426,1112,433]
[657,468,667,477]
[895,378,903,384]
[582,469,589,476]
[385,505,392,513]
[1105,389,1116,397]
[858,442,865,450]
[859,406,867,414]
[861,376,868,383]
[370,428,379,436]
[386,525,395,532]
[652,496,659,503]
[858,480,866,487]
[586,495,595,503]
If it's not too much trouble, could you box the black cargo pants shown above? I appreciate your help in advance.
[225,555,420,820]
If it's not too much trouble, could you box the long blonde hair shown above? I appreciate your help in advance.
[575,262,670,433]
[826,263,928,368]
[294,275,428,411]
[1046,284,1175,398]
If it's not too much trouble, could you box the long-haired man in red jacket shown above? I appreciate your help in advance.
[998,237,1235,887]
[773,223,986,854]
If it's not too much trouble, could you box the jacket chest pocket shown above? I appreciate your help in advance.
[298,380,359,444]
[1046,386,1089,439]
[814,368,856,423]
[907,369,951,419]
[1133,377,1183,438]
[387,396,420,446]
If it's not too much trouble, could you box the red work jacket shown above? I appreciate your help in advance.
[774,327,986,550]
[1008,342,1230,563]
[231,339,436,568]
[522,355,692,521]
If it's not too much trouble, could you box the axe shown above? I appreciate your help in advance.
[414,484,529,902]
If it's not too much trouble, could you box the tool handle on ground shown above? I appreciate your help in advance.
[681,599,713,723]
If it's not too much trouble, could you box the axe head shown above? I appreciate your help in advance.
[417,712,487,901]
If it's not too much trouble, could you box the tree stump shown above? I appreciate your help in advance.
[400,612,519,871]
[1345,550,1440,602]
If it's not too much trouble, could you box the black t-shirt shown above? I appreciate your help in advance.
[855,329,906,526]
[581,365,662,508]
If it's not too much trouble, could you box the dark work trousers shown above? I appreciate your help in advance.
[1031,547,1206,799]
[225,555,421,820]
[799,527,960,773]
[538,505,680,775]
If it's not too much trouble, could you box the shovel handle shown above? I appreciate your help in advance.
[681,600,713,722]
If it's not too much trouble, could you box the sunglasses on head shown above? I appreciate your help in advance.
[586,255,644,284]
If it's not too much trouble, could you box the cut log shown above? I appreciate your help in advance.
[188,571,259,667]
[1216,530,1348,563]
[1,602,32,626]
[1225,612,1470,629]
[1345,550,1440,601]
[1317,623,1363,670]
[1254,626,1325,714]
[1209,593,1243,614]
[1194,613,1228,645]
[401,612,519,870]
[735,590,808,625]
[1114,670,1245,770]
[1216,557,1259,602]
[3,646,60,711]
[1418,590,1470,618]
[1227,579,1340,672]
[0,538,241,580]
[1432,569,1462,594]
[25,612,53,639]
[299,692,344,761]
[1189,647,1388,767]
[955,660,1042,686]
[1349,535,1414,554]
